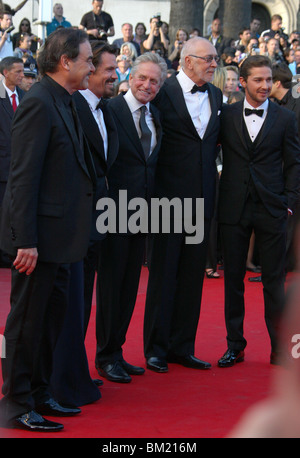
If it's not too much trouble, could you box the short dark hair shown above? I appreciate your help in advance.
[37,27,89,75]
[90,41,117,69]
[272,62,293,89]
[240,55,272,80]
[0,56,23,75]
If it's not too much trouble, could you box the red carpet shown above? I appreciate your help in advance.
[0,266,285,439]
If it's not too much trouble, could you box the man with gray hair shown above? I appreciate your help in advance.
[143,37,223,373]
[95,52,167,383]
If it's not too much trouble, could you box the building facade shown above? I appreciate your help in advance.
[8,0,300,44]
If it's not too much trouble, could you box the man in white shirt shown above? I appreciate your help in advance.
[95,52,167,383]
[0,12,14,60]
[72,42,119,338]
[143,37,223,373]
[217,55,300,368]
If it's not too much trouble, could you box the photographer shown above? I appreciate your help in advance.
[0,10,13,59]
[143,15,169,56]
[168,28,189,70]
[79,0,114,42]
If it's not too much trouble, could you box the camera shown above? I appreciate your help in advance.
[5,25,15,34]
[98,29,107,40]
[153,13,162,28]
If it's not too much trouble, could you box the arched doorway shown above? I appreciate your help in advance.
[251,2,271,34]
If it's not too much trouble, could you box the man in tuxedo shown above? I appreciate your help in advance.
[0,28,96,432]
[73,41,119,336]
[0,56,23,267]
[95,52,167,383]
[143,37,223,373]
[217,55,300,368]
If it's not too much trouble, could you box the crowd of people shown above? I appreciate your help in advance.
[0,0,300,436]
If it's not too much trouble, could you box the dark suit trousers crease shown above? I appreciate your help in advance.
[220,195,287,352]
[0,262,70,421]
[143,219,211,359]
[96,233,146,366]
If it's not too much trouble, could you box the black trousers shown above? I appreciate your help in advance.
[143,220,211,359]
[220,196,287,352]
[0,262,70,422]
[96,233,146,366]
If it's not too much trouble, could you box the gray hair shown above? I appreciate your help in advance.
[180,37,211,68]
[131,52,168,86]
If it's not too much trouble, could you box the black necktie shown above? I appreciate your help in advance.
[191,83,208,94]
[245,108,264,117]
[139,105,152,159]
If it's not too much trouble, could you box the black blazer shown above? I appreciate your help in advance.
[218,100,300,224]
[152,73,223,220]
[0,80,24,182]
[107,93,162,230]
[73,91,119,240]
[0,75,95,263]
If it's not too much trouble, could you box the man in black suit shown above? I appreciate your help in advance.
[73,42,119,336]
[0,56,23,267]
[217,55,300,368]
[143,37,223,373]
[0,28,96,432]
[95,52,167,383]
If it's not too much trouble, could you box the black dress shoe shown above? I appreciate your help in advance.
[97,361,132,383]
[218,349,245,367]
[146,357,168,373]
[167,354,211,369]
[120,360,145,375]
[10,410,64,432]
[35,398,81,416]
[248,275,262,282]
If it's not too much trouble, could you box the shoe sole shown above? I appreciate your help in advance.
[146,364,168,373]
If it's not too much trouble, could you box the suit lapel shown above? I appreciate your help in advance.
[255,100,278,148]
[110,94,145,159]
[102,102,119,169]
[0,81,14,119]
[203,84,218,140]
[232,101,248,150]
[149,104,162,161]
[164,75,199,136]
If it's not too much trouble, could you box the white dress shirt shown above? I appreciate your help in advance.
[124,88,157,155]
[3,81,19,107]
[243,98,269,142]
[79,89,108,159]
[176,68,211,139]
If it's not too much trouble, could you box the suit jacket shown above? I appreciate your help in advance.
[107,93,162,231]
[0,75,95,263]
[152,73,223,220]
[275,88,300,138]
[73,91,119,240]
[0,80,24,182]
[218,100,300,224]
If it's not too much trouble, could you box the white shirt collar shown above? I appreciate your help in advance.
[243,98,269,113]
[3,81,17,98]
[176,68,197,93]
[79,88,100,111]
[124,88,150,113]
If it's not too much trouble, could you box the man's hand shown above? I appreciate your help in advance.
[13,248,38,275]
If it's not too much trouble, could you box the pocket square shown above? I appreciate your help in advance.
[217,110,221,116]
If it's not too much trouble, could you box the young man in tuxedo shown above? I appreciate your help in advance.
[217,55,300,368]
[143,37,223,373]
[95,52,167,383]
[0,28,96,432]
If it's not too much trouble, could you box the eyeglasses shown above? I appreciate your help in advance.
[21,23,30,27]
[188,54,220,63]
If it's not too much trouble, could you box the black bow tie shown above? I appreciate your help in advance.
[245,108,264,117]
[96,98,105,111]
[191,83,208,94]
